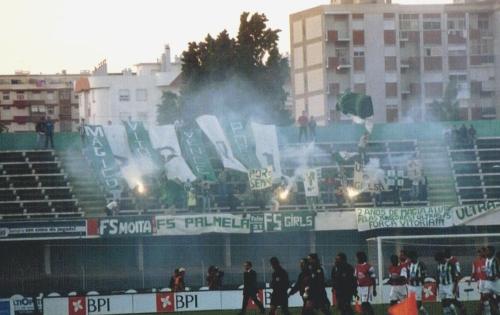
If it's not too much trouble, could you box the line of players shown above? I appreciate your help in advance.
[239,247,500,315]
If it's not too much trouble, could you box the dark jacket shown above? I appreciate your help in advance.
[45,121,54,135]
[271,266,289,294]
[35,121,46,133]
[243,269,259,295]
[331,262,357,297]
[289,269,310,297]
[308,265,330,304]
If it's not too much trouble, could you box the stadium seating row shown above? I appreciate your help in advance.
[448,137,500,204]
[0,150,83,219]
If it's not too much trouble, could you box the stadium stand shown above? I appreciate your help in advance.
[0,150,83,219]
[449,136,500,205]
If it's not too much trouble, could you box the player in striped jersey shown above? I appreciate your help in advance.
[444,249,466,315]
[470,247,488,315]
[484,246,500,314]
[406,251,429,315]
[435,251,466,315]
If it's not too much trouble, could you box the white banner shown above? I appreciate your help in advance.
[156,214,252,235]
[248,167,273,190]
[196,115,247,173]
[148,125,196,182]
[303,169,319,197]
[251,122,282,180]
[102,124,132,163]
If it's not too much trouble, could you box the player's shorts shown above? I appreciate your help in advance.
[438,284,455,300]
[389,285,407,301]
[357,286,373,303]
[484,280,500,295]
[478,280,488,294]
[407,285,422,301]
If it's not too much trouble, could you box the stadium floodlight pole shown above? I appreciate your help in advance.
[368,233,500,305]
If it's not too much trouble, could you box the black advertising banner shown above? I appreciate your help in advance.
[98,217,154,237]
[0,220,87,241]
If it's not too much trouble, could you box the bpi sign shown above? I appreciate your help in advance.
[45,292,219,315]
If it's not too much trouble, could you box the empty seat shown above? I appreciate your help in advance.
[484,175,500,186]
[480,162,500,174]
[1,164,32,175]
[31,163,60,174]
[23,201,52,213]
[0,152,25,163]
[25,151,55,162]
[388,141,415,152]
[38,175,67,187]
[0,190,16,201]
[458,188,483,200]
[15,189,45,201]
[0,203,23,214]
[52,200,78,213]
[0,177,9,188]
[44,188,73,199]
[486,188,500,199]
[8,176,38,188]
[454,163,479,174]
[456,176,481,187]
[476,139,500,149]
[478,151,500,161]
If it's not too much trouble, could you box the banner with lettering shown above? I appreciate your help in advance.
[123,120,162,169]
[251,122,282,180]
[83,125,123,194]
[155,211,315,236]
[356,201,500,231]
[248,167,273,190]
[178,125,216,181]
[303,169,319,197]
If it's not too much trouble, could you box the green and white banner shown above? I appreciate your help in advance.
[196,115,247,173]
[103,124,132,164]
[83,125,122,193]
[356,201,500,231]
[178,125,217,181]
[222,119,261,169]
[155,211,315,235]
[248,167,273,190]
[149,125,196,182]
[123,120,162,168]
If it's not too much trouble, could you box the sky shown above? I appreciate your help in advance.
[0,0,452,74]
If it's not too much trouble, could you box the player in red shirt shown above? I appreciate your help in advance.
[388,254,407,306]
[355,251,376,315]
[470,247,487,315]
[399,249,411,269]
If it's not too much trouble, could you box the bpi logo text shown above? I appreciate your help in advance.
[69,297,112,315]
[156,293,199,312]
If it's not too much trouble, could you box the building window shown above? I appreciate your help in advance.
[16,92,25,100]
[136,89,147,101]
[32,91,41,100]
[447,18,465,30]
[2,92,9,101]
[423,21,441,30]
[46,91,54,101]
[353,51,364,57]
[31,105,46,113]
[60,90,71,100]
[399,14,419,31]
[47,105,55,115]
[119,89,130,102]
[386,105,399,122]
[385,83,398,98]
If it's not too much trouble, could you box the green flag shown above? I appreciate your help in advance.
[178,125,217,181]
[336,91,374,119]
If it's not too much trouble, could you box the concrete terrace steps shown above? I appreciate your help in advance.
[58,149,106,214]
[418,140,459,206]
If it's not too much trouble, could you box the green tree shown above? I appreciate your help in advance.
[156,91,180,125]
[428,80,460,121]
[175,12,291,125]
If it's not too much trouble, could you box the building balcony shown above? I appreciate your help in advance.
[13,100,30,108]
[326,30,350,42]
[482,80,496,92]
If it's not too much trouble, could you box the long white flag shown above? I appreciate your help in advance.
[196,115,247,173]
[148,125,196,182]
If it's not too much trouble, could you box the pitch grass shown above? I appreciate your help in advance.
[127,301,480,314]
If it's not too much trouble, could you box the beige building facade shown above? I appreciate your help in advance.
[0,72,86,132]
[290,0,500,124]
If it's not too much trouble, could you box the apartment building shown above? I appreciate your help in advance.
[75,45,182,126]
[0,71,85,132]
[290,0,500,124]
